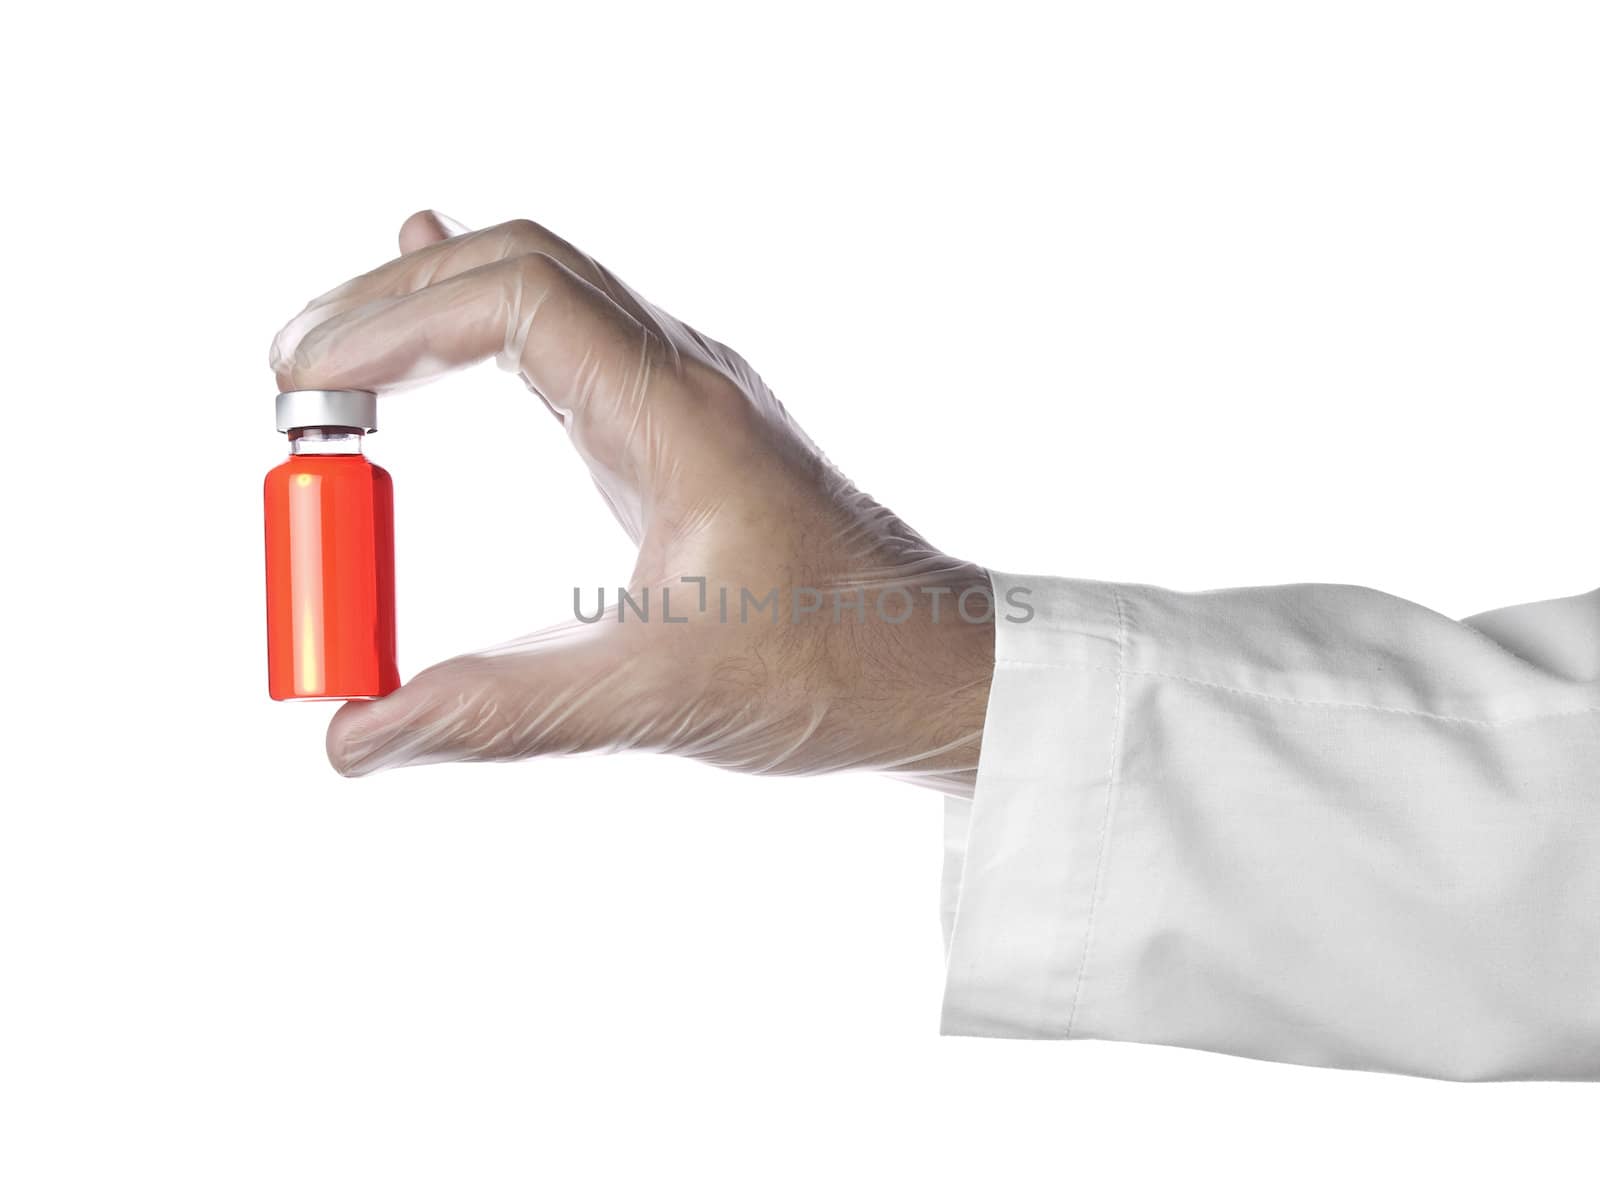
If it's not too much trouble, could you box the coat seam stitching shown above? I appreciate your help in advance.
[993,659,1599,728]
[1064,591,1128,1039]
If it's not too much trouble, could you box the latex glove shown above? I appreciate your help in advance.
[271,212,995,793]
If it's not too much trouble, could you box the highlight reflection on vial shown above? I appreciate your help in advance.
[264,389,399,701]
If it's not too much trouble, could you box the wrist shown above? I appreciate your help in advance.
[836,561,997,795]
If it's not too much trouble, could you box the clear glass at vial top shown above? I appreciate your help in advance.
[289,426,366,455]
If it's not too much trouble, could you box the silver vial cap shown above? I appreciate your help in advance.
[276,389,378,434]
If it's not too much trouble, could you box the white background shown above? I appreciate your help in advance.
[3,1,1596,1195]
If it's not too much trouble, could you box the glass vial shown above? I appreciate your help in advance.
[264,389,399,701]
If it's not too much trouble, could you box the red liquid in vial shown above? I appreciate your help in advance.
[264,452,398,700]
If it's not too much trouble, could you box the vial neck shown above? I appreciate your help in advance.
[290,426,365,456]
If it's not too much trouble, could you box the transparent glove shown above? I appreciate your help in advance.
[271,212,996,793]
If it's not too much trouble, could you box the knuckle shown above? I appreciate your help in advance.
[499,218,549,253]
[680,358,746,408]
[510,250,561,286]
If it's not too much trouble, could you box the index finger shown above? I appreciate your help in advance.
[270,216,656,376]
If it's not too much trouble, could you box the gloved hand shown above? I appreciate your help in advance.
[271,212,996,793]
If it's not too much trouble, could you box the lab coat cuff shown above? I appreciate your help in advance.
[940,572,1127,1038]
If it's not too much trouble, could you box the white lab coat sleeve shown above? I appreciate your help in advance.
[940,573,1600,1080]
